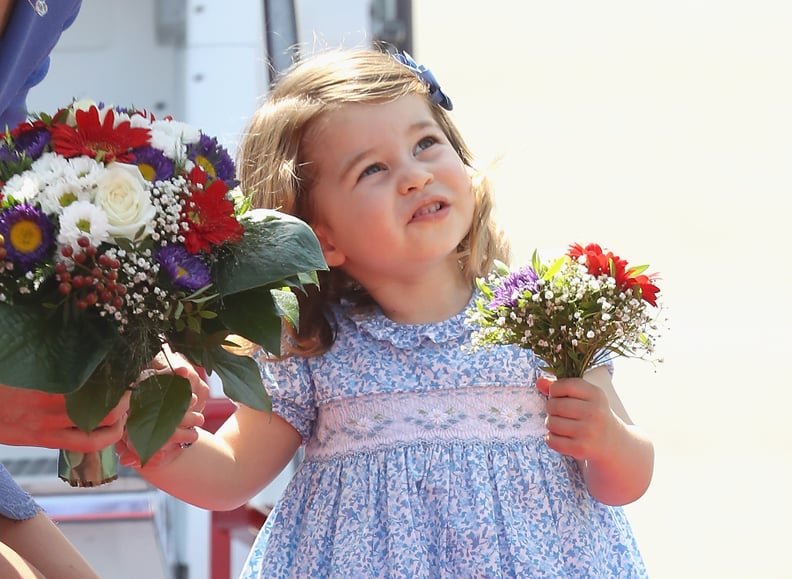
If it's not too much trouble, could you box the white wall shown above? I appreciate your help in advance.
[414,2,792,577]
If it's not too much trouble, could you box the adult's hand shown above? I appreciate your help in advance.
[0,385,130,451]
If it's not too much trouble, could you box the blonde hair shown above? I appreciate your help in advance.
[237,48,510,355]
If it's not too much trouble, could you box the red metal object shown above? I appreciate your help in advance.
[203,398,268,579]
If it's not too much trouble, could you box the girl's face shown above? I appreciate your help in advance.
[304,95,474,288]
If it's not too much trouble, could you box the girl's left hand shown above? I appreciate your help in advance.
[535,375,619,462]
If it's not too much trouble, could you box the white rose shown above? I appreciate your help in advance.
[95,163,157,241]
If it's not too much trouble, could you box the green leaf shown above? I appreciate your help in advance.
[64,359,135,432]
[628,264,649,276]
[493,259,510,277]
[214,208,327,297]
[210,347,272,412]
[0,303,116,394]
[126,374,192,466]
[272,288,299,329]
[218,287,284,356]
[543,256,566,280]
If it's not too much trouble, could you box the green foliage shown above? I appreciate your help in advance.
[0,303,116,394]
[214,208,327,296]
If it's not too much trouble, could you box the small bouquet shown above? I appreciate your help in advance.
[0,101,327,485]
[467,243,661,378]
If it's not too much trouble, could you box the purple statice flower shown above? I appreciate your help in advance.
[0,203,55,273]
[186,134,238,188]
[131,146,175,182]
[488,266,539,309]
[156,244,211,291]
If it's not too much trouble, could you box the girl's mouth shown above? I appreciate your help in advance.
[412,202,444,219]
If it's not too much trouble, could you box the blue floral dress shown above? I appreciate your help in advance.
[240,300,647,578]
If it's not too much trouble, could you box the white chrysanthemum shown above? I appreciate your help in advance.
[110,108,133,127]
[149,119,200,158]
[28,151,72,183]
[57,200,110,249]
[38,179,95,215]
[35,157,103,214]
[68,156,104,182]
[2,172,42,202]
[128,112,155,129]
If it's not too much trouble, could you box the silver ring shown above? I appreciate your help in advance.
[178,442,193,449]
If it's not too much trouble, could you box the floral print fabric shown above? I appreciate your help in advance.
[0,464,39,520]
[240,300,647,578]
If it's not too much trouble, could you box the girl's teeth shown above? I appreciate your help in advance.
[415,203,441,217]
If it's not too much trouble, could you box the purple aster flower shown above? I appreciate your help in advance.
[156,244,211,291]
[0,142,18,164]
[132,146,175,182]
[0,203,55,273]
[0,126,50,164]
[186,134,238,188]
[13,126,50,160]
[488,266,539,309]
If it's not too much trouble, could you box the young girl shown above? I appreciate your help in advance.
[124,48,653,577]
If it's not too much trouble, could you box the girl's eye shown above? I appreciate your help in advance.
[415,136,438,153]
[359,163,385,179]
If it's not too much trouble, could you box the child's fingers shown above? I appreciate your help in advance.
[180,410,205,430]
[536,376,554,397]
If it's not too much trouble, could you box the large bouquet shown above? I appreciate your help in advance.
[0,101,327,485]
[467,243,661,378]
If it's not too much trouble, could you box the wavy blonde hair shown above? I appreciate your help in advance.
[237,48,509,356]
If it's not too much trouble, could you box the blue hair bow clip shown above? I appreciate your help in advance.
[393,51,453,111]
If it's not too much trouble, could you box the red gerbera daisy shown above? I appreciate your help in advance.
[568,242,660,306]
[181,166,244,254]
[624,271,661,307]
[49,106,150,163]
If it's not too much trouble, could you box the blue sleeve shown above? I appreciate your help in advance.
[255,352,317,443]
[0,0,82,128]
[0,464,40,520]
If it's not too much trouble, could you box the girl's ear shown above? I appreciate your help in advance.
[313,225,346,267]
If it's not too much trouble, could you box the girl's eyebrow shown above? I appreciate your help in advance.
[338,119,439,178]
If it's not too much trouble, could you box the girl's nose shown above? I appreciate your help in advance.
[397,163,433,195]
